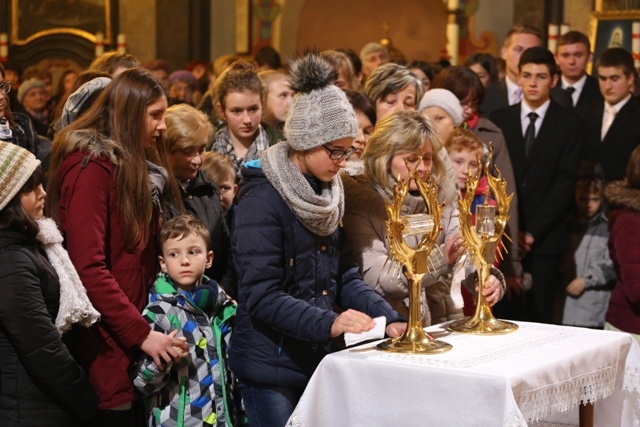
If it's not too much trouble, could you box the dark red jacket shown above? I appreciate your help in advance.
[605,181,640,334]
[56,143,158,409]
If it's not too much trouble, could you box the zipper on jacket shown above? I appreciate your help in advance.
[178,375,188,427]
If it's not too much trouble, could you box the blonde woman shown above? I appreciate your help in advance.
[342,110,505,325]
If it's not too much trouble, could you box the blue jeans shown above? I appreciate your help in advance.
[239,381,304,427]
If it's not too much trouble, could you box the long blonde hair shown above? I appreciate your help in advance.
[362,110,445,198]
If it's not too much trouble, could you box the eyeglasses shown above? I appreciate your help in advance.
[0,81,11,95]
[322,144,357,161]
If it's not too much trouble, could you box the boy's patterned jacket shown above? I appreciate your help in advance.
[133,274,237,427]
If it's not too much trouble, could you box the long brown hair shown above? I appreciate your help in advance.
[48,67,180,249]
[627,145,640,190]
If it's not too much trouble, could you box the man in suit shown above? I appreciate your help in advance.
[550,31,603,109]
[577,48,640,182]
[480,24,542,117]
[491,47,581,323]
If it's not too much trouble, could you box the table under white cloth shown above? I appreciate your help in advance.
[287,322,640,427]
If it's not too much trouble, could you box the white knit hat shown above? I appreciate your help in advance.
[17,78,46,105]
[419,88,464,127]
[0,141,41,211]
[284,52,358,151]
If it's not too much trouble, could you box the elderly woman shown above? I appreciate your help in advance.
[364,62,424,121]
[163,103,235,296]
[342,110,506,325]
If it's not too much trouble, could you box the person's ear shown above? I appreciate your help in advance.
[206,250,214,269]
[551,72,559,88]
[159,256,168,272]
[216,102,224,118]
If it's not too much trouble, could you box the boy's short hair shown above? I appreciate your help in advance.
[160,215,211,252]
[575,161,605,197]
[557,31,590,51]
[504,24,542,48]
[202,152,236,185]
[444,128,484,158]
[518,46,557,76]
[596,47,635,76]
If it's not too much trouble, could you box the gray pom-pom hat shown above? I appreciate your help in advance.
[284,52,358,151]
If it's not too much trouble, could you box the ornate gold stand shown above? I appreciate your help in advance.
[447,146,518,335]
[377,167,452,354]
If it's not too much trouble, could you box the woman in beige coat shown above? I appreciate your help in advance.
[342,110,505,326]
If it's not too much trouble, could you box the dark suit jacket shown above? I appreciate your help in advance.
[480,81,508,118]
[490,100,581,255]
[576,96,640,182]
[550,75,603,109]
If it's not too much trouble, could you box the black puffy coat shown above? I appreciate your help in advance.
[0,230,98,426]
[169,170,237,298]
[229,164,402,388]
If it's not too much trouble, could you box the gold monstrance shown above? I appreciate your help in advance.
[377,164,452,354]
[447,146,518,334]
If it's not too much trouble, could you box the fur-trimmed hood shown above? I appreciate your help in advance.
[63,129,123,166]
[605,179,640,212]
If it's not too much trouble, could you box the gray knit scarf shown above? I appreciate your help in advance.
[261,142,344,236]
[36,217,100,334]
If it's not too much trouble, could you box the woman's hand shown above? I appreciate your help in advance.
[480,274,503,306]
[444,233,466,265]
[140,329,189,369]
[330,309,376,338]
[386,322,407,337]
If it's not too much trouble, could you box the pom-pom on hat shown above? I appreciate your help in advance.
[284,52,358,151]
[419,88,464,127]
[0,141,41,211]
[17,78,46,104]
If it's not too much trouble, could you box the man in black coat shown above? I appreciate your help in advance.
[550,31,603,109]
[576,47,640,182]
[491,47,581,324]
[480,24,542,117]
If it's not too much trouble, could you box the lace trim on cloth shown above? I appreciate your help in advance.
[518,365,617,423]
[624,359,640,422]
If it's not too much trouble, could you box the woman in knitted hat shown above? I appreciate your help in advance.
[47,68,188,426]
[17,78,49,136]
[229,52,406,426]
[341,110,506,326]
[210,61,280,180]
[0,63,41,155]
[0,141,100,426]
[419,88,464,141]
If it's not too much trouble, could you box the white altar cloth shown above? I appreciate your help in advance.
[287,322,640,427]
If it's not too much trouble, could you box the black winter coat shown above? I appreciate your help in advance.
[229,164,402,388]
[170,170,237,298]
[0,230,98,426]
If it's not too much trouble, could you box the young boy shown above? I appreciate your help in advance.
[445,128,498,316]
[562,173,616,328]
[445,128,497,218]
[202,152,238,230]
[133,215,239,427]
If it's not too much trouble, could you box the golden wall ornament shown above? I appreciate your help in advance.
[377,162,452,354]
[447,145,518,334]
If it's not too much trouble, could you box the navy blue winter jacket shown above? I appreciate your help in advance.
[229,163,402,388]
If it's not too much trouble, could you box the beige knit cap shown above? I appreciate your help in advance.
[284,52,358,151]
[0,141,41,211]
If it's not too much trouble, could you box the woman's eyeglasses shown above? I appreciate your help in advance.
[0,81,12,95]
[322,144,357,161]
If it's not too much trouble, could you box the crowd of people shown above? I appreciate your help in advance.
[1,23,639,427]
